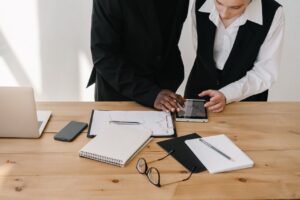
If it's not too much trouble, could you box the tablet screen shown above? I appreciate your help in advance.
[176,99,207,119]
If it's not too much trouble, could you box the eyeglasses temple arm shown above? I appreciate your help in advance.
[161,166,196,187]
[182,166,196,182]
[157,149,175,161]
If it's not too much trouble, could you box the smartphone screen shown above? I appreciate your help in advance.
[54,121,88,142]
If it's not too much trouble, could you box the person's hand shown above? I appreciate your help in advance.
[154,90,185,112]
[199,90,226,113]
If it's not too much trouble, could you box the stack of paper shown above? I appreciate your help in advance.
[185,134,254,173]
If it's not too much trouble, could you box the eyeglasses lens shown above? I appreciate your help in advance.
[147,167,160,185]
[137,158,147,174]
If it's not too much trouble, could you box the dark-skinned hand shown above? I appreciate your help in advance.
[154,90,185,112]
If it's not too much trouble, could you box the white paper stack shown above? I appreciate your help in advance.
[185,134,254,173]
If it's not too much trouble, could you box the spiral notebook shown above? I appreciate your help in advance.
[79,125,152,167]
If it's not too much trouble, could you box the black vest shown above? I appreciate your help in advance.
[185,0,281,101]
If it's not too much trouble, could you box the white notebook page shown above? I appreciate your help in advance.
[89,110,174,136]
[185,135,254,174]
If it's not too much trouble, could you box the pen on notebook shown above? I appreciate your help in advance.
[199,138,234,161]
[109,120,141,125]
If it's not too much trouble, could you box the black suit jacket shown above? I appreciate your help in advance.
[87,0,189,107]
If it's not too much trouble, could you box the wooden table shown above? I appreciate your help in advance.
[0,102,300,199]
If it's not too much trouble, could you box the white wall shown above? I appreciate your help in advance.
[0,0,299,101]
[268,0,300,101]
[0,0,94,101]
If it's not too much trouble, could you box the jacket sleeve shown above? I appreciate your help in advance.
[91,0,161,107]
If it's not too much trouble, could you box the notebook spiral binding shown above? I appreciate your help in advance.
[80,151,123,167]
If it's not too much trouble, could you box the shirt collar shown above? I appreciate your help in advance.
[244,0,263,25]
[198,0,263,26]
[198,0,214,13]
[198,0,220,27]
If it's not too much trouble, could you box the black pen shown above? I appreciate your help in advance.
[199,138,234,161]
[109,120,141,125]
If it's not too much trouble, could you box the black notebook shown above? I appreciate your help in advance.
[157,133,206,173]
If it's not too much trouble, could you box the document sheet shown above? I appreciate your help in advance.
[89,110,175,137]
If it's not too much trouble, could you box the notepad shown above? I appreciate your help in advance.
[87,110,176,137]
[79,125,152,167]
[185,134,254,174]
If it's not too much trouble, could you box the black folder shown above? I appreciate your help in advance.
[157,133,206,173]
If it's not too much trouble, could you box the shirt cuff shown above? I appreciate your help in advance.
[219,86,241,104]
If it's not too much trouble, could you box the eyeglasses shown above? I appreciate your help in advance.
[136,150,196,187]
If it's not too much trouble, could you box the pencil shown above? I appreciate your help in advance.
[199,138,234,161]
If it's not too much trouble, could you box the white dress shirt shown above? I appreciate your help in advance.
[192,0,285,103]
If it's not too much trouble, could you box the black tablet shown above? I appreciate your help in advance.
[176,99,208,122]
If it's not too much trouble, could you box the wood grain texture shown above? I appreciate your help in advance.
[1,102,300,199]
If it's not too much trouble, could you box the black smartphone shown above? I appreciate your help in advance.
[54,121,88,142]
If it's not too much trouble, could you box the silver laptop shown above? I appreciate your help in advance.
[0,87,51,138]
